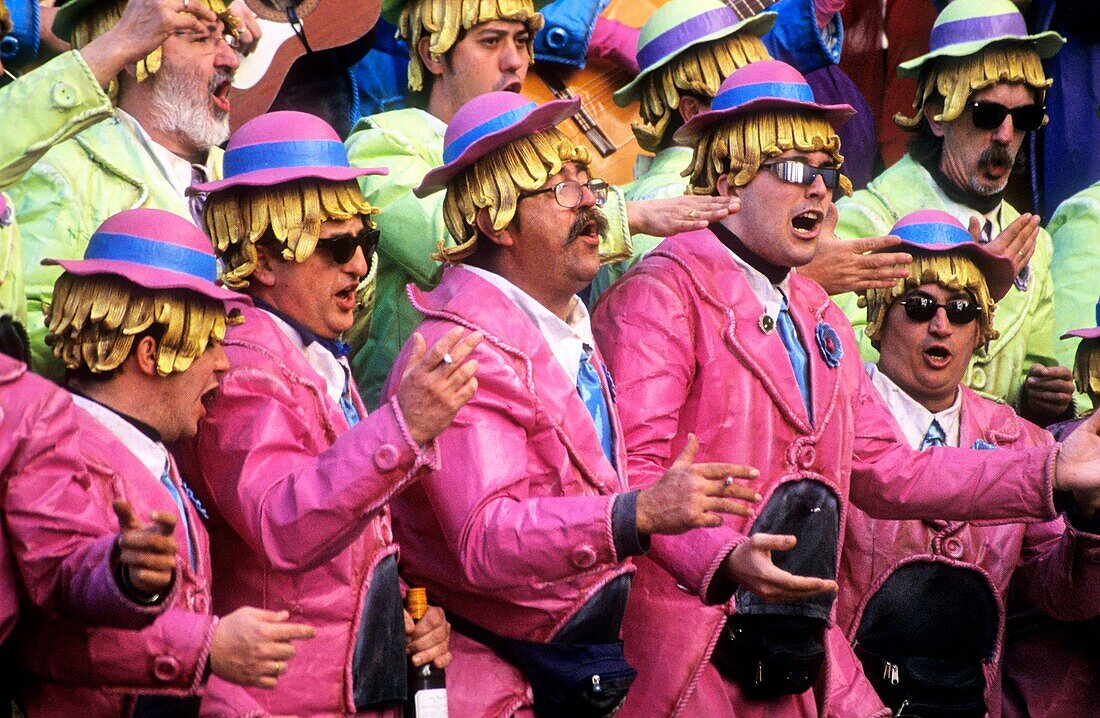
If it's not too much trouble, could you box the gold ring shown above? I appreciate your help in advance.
[687,209,697,220]
[182,0,189,7]
[275,660,285,675]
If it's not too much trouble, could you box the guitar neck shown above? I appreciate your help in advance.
[723,0,779,17]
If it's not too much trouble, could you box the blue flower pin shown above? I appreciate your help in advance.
[972,439,997,451]
[815,322,843,368]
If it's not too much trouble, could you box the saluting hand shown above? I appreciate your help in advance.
[799,203,913,295]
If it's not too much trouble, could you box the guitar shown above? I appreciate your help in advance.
[230,0,381,131]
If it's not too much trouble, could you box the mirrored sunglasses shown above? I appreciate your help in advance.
[898,295,981,325]
[761,160,842,190]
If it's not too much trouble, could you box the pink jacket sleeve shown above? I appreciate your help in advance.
[1013,516,1100,622]
[823,623,891,718]
[193,365,435,572]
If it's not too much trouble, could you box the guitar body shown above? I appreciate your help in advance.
[230,0,382,131]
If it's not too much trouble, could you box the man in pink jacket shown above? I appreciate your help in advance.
[181,111,472,717]
[836,209,1100,717]
[6,208,314,717]
[592,60,1100,718]
[385,91,763,717]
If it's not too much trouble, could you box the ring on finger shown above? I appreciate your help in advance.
[441,352,454,366]
[274,660,285,675]
[686,209,697,220]
[723,476,733,488]
[182,0,189,7]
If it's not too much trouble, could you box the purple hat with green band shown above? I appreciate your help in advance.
[188,111,386,195]
[612,0,777,107]
[43,209,240,302]
[415,91,580,197]
[898,0,1063,79]
[886,210,1015,301]
[673,60,854,145]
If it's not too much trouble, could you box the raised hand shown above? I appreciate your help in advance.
[112,500,178,599]
[227,0,262,55]
[799,204,913,295]
[971,212,1039,276]
[635,434,761,536]
[723,534,838,603]
[405,605,452,669]
[396,327,482,446]
[210,607,317,689]
[1020,363,1075,424]
[626,196,740,237]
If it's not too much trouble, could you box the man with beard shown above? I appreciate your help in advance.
[830,0,1074,427]
[7,0,242,376]
[344,0,740,408]
[382,91,762,716]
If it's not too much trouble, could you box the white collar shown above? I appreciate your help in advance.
[115,109,208,198]
[865,362,963,449]
[723,243,793,322]
[71,393,169,482]
[463,265,594,384]
[925,179,1006,239]
[262,309,350,408]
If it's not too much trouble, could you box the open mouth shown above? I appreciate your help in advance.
[335,284,358,309]
[211,80,232,113]
[923,345,952,367]
[501,79,523,93]
[790,209,824,235]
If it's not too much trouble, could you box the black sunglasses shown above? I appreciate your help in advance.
[969,101,1046,132]
[316,226,380,265]
[760,160,842,190]
[898,295,981,325]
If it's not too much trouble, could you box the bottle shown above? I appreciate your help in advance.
[404,587,448,718]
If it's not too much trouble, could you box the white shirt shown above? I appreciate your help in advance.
[116,109,208,199]
[724,243,793,324]
[865,363,963,449]
[72,394,169,482]
[263,309,353,409]
[463,265,594,384]
[924,177,1006,241]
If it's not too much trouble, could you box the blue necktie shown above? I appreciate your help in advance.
[776,298,812,422]
[577,347,615,467]
[339,369,361,428]
[920,419,947,450]
[159,464,197,571]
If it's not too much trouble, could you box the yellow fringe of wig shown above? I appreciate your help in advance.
[634,32,770,153]
[437,127,588,263]
[44,272,240,376]
[0,1,12,37]
[69,0,237,98]
[895,43,1050,130]
[202,179,378,289]
[861,253,998,348]
[398,0,543,92]
[1073,338,1100,404]
[685,110,852,197]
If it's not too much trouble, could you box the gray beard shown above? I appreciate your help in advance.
[147,67,231,152]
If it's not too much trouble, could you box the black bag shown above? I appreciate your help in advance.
[449,613,636,718]
[710,614,826,699]
[855,647,987,718]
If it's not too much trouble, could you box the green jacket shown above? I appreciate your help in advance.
[1047,180,1100,410]
[835,153,1057,408]
[589,146,692,306]
[7,55,222,376]
[344,107,632,408]
[0,199,22,328]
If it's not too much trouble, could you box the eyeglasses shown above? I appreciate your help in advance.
[522,178,609,208]
[969,101,1046,132]
[316,226,380,265]
[898,295,981,325]
[760,161,841,190]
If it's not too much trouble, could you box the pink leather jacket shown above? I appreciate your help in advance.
[592,229,1059,718]
[178,304,435,717]
[385,266,635,717]
[837,385,1100,717]
[4,373,215,715]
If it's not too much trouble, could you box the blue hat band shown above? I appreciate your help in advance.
[712,81,815,112]
[85,232,218,283]
[637,7,738,72]
[444,102,538,165]
[223,139,350,178]
[892,221,974,248]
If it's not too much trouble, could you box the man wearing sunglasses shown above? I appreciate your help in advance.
[178,112,479,717]
[831,0,1073,428]
[836,209,1100,718]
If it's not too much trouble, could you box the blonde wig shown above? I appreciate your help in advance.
[45,272,239,376]
[685,110,852,197]
[202,179,378,289]
[861,252,998,348]
[398,0,544,91]
[70,0,237,93]
[0,1,12,37]
[634,33,771,153]
[437,127,588,263]
[1073,338,1100,406]
[895,43,1050,130]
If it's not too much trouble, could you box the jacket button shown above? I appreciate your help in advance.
[545,26,569,49]
[0,36,18,59]
[1086,549,1100,564]
[153,655,180,682]
[969,367,986,390]
[570,545,597,569]
[50,82,79,109]
[373,444,400,472]
[943,537,965,559]
[798,445,816,469]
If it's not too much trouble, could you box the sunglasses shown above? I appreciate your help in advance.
[316,226,380,265]
[969,101,1046,132]
[898,295,981,325]
[760,160,842,190]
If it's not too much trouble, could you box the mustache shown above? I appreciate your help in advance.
[978,144,1014,170]
[208,68,234,93]
[565,207,610,244]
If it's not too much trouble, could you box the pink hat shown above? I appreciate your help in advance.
[887,209,1015,301]
[415,92,580,198]
[673,60,855,145]
[43,209,240,303]
[189,111,386,195]
[1062,301,1100,341]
